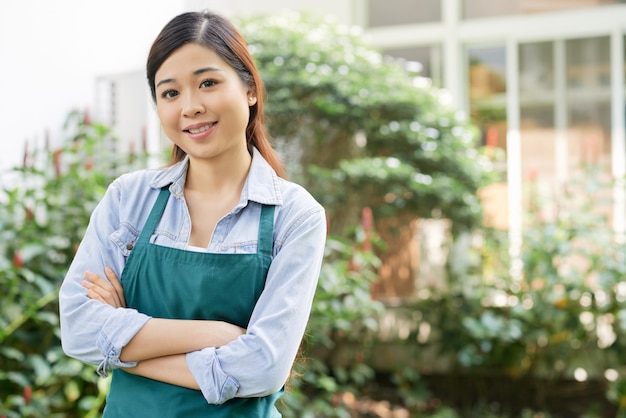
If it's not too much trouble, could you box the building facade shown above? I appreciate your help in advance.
[358,0,626,254]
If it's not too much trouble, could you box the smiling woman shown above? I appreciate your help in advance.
[154,43,253,173]
[58,10,326,418]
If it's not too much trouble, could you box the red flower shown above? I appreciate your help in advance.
[84,157,93,170]
[83,108,91,126]
[25,207,34,221]
[361,207,373,232]
[23,386,32,404]
[13,251,23,269]
[361,207,374,252]
[22,140,29,168]
[53,149,62,177]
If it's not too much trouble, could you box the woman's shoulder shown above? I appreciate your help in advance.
[278,177,321,207]
[270,178,326,244]
[113,167,165,187]
[274,177,325,225]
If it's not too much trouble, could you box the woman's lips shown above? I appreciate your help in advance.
[184,122,217,139]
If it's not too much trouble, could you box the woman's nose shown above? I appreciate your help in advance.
[182,92,205,117]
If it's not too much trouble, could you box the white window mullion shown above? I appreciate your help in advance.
[506,37,523,278]
[553,40,568,191]
[442,0,462,107]
[611,29,626,241]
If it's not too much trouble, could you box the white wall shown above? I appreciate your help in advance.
[0,0,184,171]
[185,0,356,24]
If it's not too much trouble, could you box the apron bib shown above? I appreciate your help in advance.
[103,188,282,417]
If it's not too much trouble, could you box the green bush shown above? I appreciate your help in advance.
[401,170,626,416]
[238,12,495,235]
[279,212,385,417]
[0,111,122,417]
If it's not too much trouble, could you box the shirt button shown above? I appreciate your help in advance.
[126,243,134,251]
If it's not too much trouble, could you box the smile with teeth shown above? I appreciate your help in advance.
[186,123,216,134]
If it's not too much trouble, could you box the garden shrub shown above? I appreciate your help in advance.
[0,111,124,417]
[399,169,626,416]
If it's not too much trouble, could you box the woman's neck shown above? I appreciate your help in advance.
[185,149,252,196]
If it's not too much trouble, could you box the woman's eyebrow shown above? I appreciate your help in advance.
[156,67,222,88]
[156,78,174,88]
[193,66,221,75]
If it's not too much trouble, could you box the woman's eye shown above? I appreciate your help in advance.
[200,79,217,88]
[161,89,179,99]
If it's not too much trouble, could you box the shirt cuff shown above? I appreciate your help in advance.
[186,347,240,404]
[95,308,151,377]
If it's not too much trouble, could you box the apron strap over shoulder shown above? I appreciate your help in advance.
[258,205,275,257]
[137,187,171,245]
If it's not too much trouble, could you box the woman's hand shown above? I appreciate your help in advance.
[82,267,126,308]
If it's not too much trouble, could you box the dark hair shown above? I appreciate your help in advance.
[146,11,285,178]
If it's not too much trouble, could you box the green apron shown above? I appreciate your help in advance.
[103,188,282,417]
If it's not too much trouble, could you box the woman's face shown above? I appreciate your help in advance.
[154,43,255,164]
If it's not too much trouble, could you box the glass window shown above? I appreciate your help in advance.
[464,0,622,19]
[519,41,555,186]
[518,37,612,222]
[468,45,507,229]
[382,45,442,86]
[367,0,441,27]
[467,46,507,150]
[565,36,611,173]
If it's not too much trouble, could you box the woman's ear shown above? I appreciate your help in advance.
[246,81,257,106]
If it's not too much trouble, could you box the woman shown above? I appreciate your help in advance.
[59,10,326,417]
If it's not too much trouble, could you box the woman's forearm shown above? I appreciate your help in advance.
[120,318,245,362]
[124,354,199,389]
[80,269,246,363]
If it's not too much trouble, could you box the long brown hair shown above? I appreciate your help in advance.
[146,11,285,178]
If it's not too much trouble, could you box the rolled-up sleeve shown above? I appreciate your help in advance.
[186,204,326,404]
[185,347,240,403]
[59,180,151,376]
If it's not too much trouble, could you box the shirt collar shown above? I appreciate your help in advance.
[149,147,283,206]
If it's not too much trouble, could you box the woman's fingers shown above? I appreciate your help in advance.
[105,267,126,308]
[82,273,115,306]
[83,270,124,308]
[83,271,119,307]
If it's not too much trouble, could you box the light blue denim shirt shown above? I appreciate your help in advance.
[59,148,326,404]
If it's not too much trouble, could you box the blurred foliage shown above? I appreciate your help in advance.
[397,169,626,416]
[0,111,123,417]
[239,12,498,235]
[280,210,385,417]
